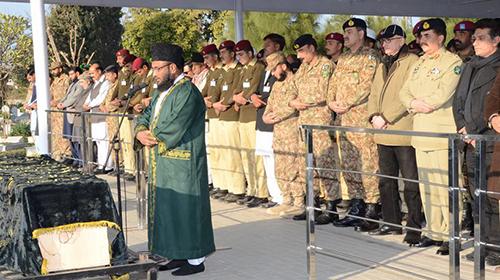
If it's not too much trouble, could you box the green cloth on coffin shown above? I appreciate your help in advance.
[135,77,215,259]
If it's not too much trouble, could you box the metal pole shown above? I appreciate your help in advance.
[305,127,316,280]
[474,139,486,280]
[30,0,50,155]
[234,0,244,41]
[136,148,146,229]
[448,137,460,280]
[80,113,88,172]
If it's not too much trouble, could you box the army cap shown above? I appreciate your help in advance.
[342,18,367,31]
[293,34,317,51]
[50,61,64,70]
[413,20,423,35]
[115,49,130,57]
[131,57,146,71]
[420,18,447,35]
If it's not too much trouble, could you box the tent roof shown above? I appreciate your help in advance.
[5,0,500,18]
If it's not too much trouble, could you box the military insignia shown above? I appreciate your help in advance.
[453,66,461,75]
[431,67,440,75]
[413,66,419,74]
[368,54,376,61]
[293,44,300,50]
[321,64,332,78]
[348,20,354,26]
[423,22,430,30]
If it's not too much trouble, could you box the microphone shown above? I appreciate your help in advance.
[122,83,149,100]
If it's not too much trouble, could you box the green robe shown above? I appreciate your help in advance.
[135,77,215,259]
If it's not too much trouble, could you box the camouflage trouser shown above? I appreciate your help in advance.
[337,132,380,204]
[51,113,70,160]
[274,143,305,207]
[297,129,340,201]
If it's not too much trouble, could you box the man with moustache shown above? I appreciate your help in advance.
[135,43,215,276]
[452,21,476,62]
[400,18,463,255]
[324,32,344,65]
[49,61,71,162]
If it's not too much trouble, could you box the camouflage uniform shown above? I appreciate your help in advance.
[265,74,304,207]
[50,73,70,160]
[290,55,339,201]
[328,46,380,204]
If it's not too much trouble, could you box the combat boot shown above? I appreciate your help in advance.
[332,198,366,227]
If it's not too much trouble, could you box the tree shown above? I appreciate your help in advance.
[223,12,320,54]
[47,5,123,67]
[122,8,227,60]
[0,14,33,104]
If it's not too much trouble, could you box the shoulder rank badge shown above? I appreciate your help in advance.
[321,64,332,78]
[453,66,461,75]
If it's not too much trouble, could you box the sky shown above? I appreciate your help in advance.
[0,2,31,17]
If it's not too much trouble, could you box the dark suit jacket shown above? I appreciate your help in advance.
[255,70,277,132]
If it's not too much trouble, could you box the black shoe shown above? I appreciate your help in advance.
[95,168,113,175]
[315,200,340,225]
[224,193,244,203]
[247,197,268,208]
[293,197,321,221]
[337,199,351,209]
[354,203,380,232]
[261,201,278,208]
[436,242,449,255]
[212,190,228,199]
[416,236,442,248]
[332,199,366,227]
[171,262,205,276]
[486,252,500,266]
[158,259,187,271]
[368,225,403,235]
[209,187,219,196]
[403,232,421,247]
[208,183,214,192]
[236,196,254,205]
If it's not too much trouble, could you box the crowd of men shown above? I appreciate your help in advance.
[23,17,500,266]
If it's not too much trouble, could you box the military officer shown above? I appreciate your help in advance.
[288,34,340,223]
[452,20,475,62]
[327,18,381,230]
[49,61,71,162]
[325,32,344,64]
[399,18,463,255]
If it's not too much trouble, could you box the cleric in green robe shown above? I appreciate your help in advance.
[134,43,215,276]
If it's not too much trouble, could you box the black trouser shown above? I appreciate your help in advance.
[377,145,422,234]
[465,143,500,252]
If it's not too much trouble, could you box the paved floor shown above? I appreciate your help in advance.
[105,175,499,280]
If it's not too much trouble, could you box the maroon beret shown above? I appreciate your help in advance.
[201,44,219,56]
[454,21,474,32]
[325,32,344,44]
[219,40,236,51]
[116,49,130,57]
[234,40,253,52]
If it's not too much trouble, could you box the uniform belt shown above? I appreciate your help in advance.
[307,100,327,108]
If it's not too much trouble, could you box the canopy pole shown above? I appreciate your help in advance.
[234,0,244,41]
[30,0,50,155]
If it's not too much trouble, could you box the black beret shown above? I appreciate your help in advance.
[420,18,447,35]
[342,18,367,31]
[151,43,184,69]
[293,34,317,51]
[191,52,204,64]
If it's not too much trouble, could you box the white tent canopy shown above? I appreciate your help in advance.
[2,0,498,154]
[7,0,500,17]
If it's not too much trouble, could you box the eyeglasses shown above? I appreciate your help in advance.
[381,36,404,45]
[152,63,171,72]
